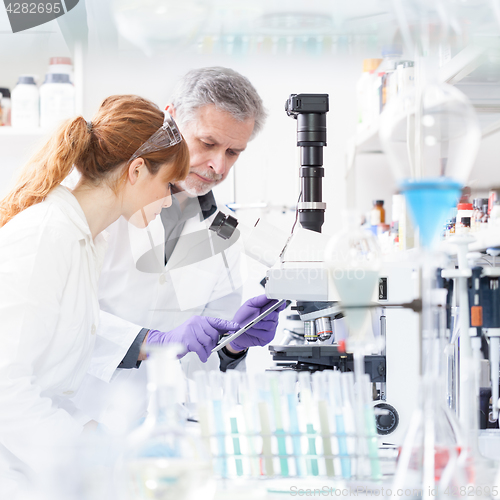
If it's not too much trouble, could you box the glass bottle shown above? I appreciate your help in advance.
[370,200,386,227]
[120,344,215,500]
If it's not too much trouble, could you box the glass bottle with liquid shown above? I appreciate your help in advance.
[370,200,386,227]
[121,344,215,500]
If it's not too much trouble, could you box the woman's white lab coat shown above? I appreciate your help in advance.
[0,185,106,485]
[70,204,244,424]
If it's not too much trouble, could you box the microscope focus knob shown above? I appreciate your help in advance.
[373,402,399,436]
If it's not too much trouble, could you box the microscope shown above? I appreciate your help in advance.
[262,94,421,444]
[265,94,384,377]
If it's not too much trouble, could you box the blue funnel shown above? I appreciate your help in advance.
[400,178,462,248]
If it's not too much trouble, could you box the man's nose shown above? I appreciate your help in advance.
[208,150,227,175]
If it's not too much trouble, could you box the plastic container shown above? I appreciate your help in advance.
[472,198,488,233]
[456,202,473,235]
[0,87,11,126]
[48,56,73,82]
[396,61,415,96]
[489,200,500,229]
[378,44,403,110]
[370,200,386,226]
[356,58,382,127]
[11,75,39,129]
[480,204,489,231]
[40,73,75,130]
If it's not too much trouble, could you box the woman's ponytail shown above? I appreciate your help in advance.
[0,117,91,227]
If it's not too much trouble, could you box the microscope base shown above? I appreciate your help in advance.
[269,344,386,383]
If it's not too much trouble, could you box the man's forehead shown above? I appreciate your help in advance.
[185,105,254,146]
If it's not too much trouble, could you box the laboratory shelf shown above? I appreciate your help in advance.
[468,229,500,252]
[438,230,500,254]
[353,43,500,154]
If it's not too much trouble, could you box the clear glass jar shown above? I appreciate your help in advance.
[119,344,215,500]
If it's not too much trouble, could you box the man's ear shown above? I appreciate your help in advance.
[164,104,176,119]
[127,158,145,185]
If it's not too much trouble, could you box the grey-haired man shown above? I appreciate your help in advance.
[72,67,275,423]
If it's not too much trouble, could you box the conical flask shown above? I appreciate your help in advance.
[324,211,382,353]
[120,343,215,500]
[390,328,470,500]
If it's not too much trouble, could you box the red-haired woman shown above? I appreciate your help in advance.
[0,95,237,493]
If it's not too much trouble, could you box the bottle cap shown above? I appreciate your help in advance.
[0,87,10,98]
[49,56,72,66]
[362,58,382,72]
[373,200,384,205]
[17,76,36,85]
[457,203,473,210]
[381,44,403,57]
[43,73,71,84]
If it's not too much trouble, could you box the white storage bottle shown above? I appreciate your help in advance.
[40,73,75,130]
[48,56,73,83]
[11,76,39,129]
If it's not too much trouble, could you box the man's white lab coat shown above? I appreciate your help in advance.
[0,186,106,490]
[72,201,245,424]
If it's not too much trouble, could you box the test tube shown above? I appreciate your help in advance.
[239,374,260,477]
[256,373,275,477]
[298,372,319,476]
[312,371,335,477]
[361,374,381,480]
[327,370,351,479]
[340,372,357,477]
[194,371,212,459]
[282,371,304,476]
[268,373,289,477]
[209,371,228,478]
[225,371,244,476]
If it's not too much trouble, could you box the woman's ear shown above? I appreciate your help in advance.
[127,158,145,185]
[165,104,176,119]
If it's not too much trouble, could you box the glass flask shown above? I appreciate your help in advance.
[120,344,216,500]
[379,39,487,493]
[110,0,211,54]
[324,211,382,353]
[380,81,481,248]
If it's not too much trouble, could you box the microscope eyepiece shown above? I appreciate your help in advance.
[209,211,238,240]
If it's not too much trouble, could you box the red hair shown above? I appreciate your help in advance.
[0,94,189,227]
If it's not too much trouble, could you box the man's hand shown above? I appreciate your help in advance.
[229,295,287,352]
[146,317,239,362]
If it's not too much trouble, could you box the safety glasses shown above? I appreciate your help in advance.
[128,112,183,164]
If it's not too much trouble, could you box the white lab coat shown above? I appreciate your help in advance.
[71,203,245,424]
[0,186,106,489]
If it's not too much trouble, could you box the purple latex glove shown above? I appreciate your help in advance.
[230,295,287,351]
[147,316,239,363]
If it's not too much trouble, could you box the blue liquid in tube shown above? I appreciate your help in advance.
[400,178,462,248]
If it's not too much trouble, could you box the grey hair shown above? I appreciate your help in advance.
[170,67,267,139]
